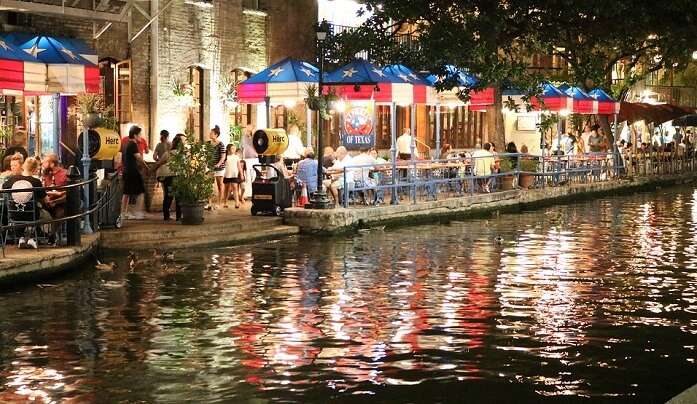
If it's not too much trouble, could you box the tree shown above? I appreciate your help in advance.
[328,0,697,144]
[533,0,697,98]
[325,0,548,147]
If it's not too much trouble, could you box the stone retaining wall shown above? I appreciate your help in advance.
[285,174,697,234]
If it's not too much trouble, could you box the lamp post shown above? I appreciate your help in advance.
[306,19,334,209]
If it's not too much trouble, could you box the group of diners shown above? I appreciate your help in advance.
[0,151,69,249]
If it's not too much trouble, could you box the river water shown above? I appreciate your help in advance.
[2,186,697,403]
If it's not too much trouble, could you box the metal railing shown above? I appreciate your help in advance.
[0,167,118,255]
[331,149,697,208]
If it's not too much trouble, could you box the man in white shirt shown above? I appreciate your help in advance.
[471,143,496,192]
[396,128,413,160]
[323,146,354,205]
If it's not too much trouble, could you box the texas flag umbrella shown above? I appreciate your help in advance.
[6,34,99,94]
[383,64,437,105]
[323,59,402,103]
[562,85,598,114]
[530,83,573,112]
[0,36,46,95]
[237,58,319,104]
[425,65,494,111]
[588,88,621,115]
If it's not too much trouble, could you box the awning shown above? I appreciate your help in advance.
[673,114,697,127]
[0,36,46,95]
[619,102,695,124]
[383,64,436,105]
[4,33,99,94]
[503,83,572,112]
[237,57,319,104]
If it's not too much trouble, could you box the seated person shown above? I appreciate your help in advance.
[41,154,68,238]
[295,148,318,194]
[323,146,354,205]
[2,157,49,249]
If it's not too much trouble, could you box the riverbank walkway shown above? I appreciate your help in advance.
[100,204,299,250]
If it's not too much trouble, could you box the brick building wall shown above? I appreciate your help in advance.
[1,0,317,146]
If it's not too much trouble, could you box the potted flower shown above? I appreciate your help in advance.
[168,133,215,224]
[170,77,197,108]
[76,93,104,128]
[498,158,516,190]
[305,84,338,120]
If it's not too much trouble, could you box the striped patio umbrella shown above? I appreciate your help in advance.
[425,66,494,111]
[325,59,423,104]
[562,85,598,114]
[6,34,99,94]
[0,36,46,95]
[588,88,621,115]
[237,58,319,104]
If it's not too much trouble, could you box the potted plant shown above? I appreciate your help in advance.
[498,158,516,190]
[305,84,338,120]
[170,77,197,108]
[76,93,104,128]
[518,158,538,189]
[168,133,215,224]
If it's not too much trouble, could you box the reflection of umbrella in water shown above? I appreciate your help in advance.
[673,114,697,127]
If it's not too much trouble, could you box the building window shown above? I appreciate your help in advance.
[114,60,132,124]
[243,0,263,10]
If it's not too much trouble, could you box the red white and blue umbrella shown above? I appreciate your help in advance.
[530,83,573,112]
[425,66,494,110]
[588,88,621,115]
[325,59,436,105]
[237,58,319,104]
[561,85,598,114]
[5,34,99,94]
[0,36,46,95]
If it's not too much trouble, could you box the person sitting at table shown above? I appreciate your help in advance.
[440,143,454,159]
[296,147,318,195]
[282,124,306,168]
[3,157,50,249]
[323,146,354,205]
[322,146,335,169]
[41,153,68,242]
[472,143,496,193]
[351,149,378,204]
[370,148,387,164]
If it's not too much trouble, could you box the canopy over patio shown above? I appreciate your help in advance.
[237,57,319,104]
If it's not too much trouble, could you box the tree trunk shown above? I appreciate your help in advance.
[488,85,506,149]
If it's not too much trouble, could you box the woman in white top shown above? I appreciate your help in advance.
[223,143,245,208]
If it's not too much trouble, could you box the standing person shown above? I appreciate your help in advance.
[121,126,149,154]
[241,124,257,200]
[396,128,413,160]
[581,124,592,154]
[153,130,170,163]
[154,134,181,221]
[223,143,244,209]
[573,129,585,155]
[208,125,226,209]
[472,143,496,192]
[121,125,147,220]
[588,128,603,153]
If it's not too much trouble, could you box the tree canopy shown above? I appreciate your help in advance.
[327,0,697,98]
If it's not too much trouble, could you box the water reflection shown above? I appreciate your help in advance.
[1,187,697,402]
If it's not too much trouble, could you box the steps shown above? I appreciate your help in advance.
[100,216,299,250]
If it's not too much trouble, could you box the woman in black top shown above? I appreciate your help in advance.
[121,125,146,220]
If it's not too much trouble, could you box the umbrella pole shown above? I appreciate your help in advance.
[264,96,271,128]
[306,106,312,147]
[435,104,441,159]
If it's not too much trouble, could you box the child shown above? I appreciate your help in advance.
[223,143,244,208]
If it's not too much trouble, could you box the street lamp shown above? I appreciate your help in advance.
[306,19,334,209]
[692,50,697,60]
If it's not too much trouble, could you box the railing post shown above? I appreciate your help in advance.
[343,167,348,208]
[66,166,81,246]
